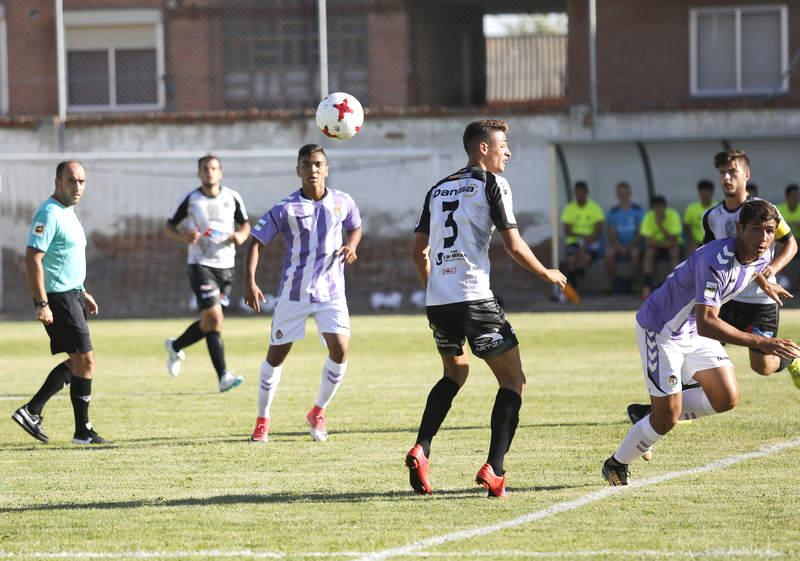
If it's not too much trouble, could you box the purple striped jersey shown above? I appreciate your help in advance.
[251,188,361,303]
[636,237,770,339]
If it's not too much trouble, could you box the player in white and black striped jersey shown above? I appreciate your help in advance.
[163,154,251,393]
[700,149,800,381]
[405,119,567,498]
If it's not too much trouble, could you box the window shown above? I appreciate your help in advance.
[221,0,368,110]
[690,5,788,96]
[64,10,165,112]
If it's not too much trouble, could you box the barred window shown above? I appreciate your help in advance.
[690,5,788,96]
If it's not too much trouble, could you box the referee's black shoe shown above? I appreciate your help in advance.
[72,428,113,445]
[11,405,49,444]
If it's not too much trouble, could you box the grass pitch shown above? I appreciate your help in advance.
[1,311,799,560]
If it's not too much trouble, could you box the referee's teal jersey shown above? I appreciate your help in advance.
[27,197,86,293]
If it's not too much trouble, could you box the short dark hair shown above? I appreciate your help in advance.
[462,119,508,153]
[198,154,221,170]
[574,180,589,192]
[697,179,714,191]
[616,181,630,191]
[650,195,667,207]
[714,149,750,170]
[739,199,779,227]
[786,184,799,196]
[55,160,83,179]
[297,144,327,164]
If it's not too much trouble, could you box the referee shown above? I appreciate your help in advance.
[11,160,110,445]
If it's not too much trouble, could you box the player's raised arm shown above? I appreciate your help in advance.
[695,303,800,358]
[499,228,566,289]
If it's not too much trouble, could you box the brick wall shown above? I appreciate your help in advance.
[2,233,555,318]
[568,0,800,110]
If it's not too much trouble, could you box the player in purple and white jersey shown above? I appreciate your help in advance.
[405,120,566,498]
[244,144,362,444]
[602,200,800,486]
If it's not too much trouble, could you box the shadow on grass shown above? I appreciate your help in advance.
[0,483,591,513]
[0,420,624,451]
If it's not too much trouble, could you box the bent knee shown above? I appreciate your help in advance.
[711,393,739,413]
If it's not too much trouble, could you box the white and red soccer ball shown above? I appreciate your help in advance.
[316,92,364,141]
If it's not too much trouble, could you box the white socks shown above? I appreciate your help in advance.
[679,387,716,420]
[615,388,719,464]
[614,415,662,464]
[257,360,282,419]
[314,358,347,409]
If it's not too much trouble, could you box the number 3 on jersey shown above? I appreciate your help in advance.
[442,200,459,248]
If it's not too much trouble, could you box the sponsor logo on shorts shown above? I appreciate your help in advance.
[667,375,679,387]
[33,223,45,235]
[254,219,265,231]
[703,281,718,300]
[717,356,728,362]
[335,323,349,330]
[473,332,504,353]
[275,329,283,340]
[752,327,774,338]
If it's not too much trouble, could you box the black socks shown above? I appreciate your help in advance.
[206,331,227,379]
[416,377,461,458]
[70,377,92,435]
[28,361,72,416]
[487,388,522,476]
[173,320,205,351]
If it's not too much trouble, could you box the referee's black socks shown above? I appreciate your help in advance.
[416,376,460,458]
[70,377,92,434]
[487,388,522,477]
[28,361,72,416]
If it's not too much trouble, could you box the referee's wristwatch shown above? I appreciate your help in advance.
[33,299,49,309]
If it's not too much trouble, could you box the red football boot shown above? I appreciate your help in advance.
[405,444,432,495]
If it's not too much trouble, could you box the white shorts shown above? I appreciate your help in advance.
[270,298,350,345]
[636,323,732,397]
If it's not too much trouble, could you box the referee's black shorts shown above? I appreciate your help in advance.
[44,289,93,355]
[426,296,518,359]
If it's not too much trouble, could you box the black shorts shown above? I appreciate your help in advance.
[719,299,779,354]
[188,265,233,310]
[44,289,93,355]
[426,297,518,359]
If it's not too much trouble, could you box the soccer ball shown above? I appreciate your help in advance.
[316,92,364,141]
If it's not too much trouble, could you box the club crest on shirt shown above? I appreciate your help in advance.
[703,281,718,300]
[33,223,45,236]
[333,205,342,217]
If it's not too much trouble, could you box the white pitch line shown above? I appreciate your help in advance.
[0,549,787,560]
[354,437,800,561]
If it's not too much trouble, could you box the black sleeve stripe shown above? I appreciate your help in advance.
[485,173,516,230]
[414,188,433,234]
[167,193,191,226]
[233,195,247,225]
[701,207,714,245]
